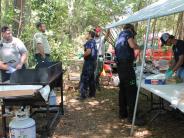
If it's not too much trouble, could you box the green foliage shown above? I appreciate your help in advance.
[50,35,74,63]
[1,0,179,67]
[1,1,14,25]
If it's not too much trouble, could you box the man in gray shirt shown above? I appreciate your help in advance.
[94,27,110,90]
[0,26,28,82]
[33,22,51,64]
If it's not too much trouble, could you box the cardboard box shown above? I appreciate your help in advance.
[145,79,166,85]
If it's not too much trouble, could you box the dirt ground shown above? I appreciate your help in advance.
[1,86,184,138]
[52,86,184,138]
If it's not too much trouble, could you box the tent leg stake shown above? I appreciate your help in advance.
[130,18,151,136]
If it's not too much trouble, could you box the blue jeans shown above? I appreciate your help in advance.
[176,67,184,80]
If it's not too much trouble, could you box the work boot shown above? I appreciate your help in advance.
[89,91,96,98]
[88,95,95,98]
[119,111,128,119]
[119,114,128,119]
[127,116,145,126]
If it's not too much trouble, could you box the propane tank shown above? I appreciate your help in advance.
[9,107,36,138]
[49,89,57,105]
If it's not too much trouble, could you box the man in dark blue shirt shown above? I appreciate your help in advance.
[160,33,184,80]
[79,31,97,100]
[115,24,142,125]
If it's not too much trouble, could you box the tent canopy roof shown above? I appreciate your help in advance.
[106,0,184,29]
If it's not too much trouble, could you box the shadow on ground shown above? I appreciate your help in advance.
[53,86,184,138]
[1,86,184,138]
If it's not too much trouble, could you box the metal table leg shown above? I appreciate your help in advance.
[46,102,50,135]
[60,73,64,115]
[2,103,7,138]
[150,93,153,110]
[148,96,167,124]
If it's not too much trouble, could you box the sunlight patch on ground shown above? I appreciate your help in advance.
[120,129,126,133]
[124,124,132,128]
[134,130,151,137]
[68,99,79,103]
[100,99,110,103]
[81,132,90,135]
[87,100,100,106]
[75,107,83,110]
[112,125,119,129]
[87,112,93,116]
[104,128,112,134]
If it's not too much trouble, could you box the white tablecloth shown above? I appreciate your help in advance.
[141,81,184,112]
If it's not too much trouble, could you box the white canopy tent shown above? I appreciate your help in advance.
[106,0,184,29]
[105,0,184,136]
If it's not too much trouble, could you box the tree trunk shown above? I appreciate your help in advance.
[135,0,153,32]
[175,13,184,40]
[151,19,157,48]
[67,0,75,40]
[5,0,9,15]
[67,0,75,17]
[180,13,184,40]
[13,0,25,37]
[134,0,142,32]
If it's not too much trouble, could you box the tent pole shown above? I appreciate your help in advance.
[130,18,151,136]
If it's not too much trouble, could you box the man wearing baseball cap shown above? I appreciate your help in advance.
[94,27,110,90]
[160,33,184,80]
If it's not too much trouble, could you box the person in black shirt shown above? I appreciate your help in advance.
[160,33,184,80]
[115,24,143,125]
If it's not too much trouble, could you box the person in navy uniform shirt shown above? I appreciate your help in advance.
[161,33,184,80]
[115,24,143,125]
[79,30,97,100]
